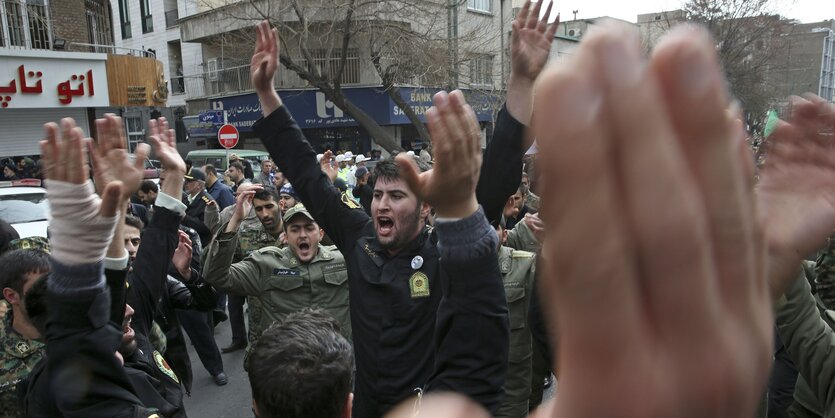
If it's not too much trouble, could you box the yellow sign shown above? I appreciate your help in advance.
[409,272,430,298]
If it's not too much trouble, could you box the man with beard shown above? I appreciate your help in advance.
[226,161,250,193]
[203,199,350,367]
[25,115,189,417]
[0,249,48,418]
[249,20,515,416]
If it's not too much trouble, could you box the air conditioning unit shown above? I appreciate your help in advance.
[207,58,219,81]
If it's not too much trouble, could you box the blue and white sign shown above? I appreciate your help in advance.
[190,87,500,137]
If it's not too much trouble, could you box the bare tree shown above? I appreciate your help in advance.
[198,0,504,153]
[683,0,791,132]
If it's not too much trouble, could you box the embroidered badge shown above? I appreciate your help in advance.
[409,272,430,298]
[15,341,30,354]
[153,350,180,383]
[273,268,301,276]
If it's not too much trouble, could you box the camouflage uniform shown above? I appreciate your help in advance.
[0,312,44,418]
[494,246,536,418]
[815,234,835,310]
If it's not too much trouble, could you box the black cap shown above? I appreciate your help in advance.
[185,168,206,182]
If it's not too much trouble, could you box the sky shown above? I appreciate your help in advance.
[538,0,835,24]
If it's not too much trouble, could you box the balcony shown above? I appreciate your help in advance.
[165,9,179,28]
[185,55,365,99]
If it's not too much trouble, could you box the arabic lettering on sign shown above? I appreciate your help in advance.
[0,57,108,109]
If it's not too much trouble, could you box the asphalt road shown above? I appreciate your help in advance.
[183,319,253,417]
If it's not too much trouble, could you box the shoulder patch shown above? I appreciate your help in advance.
[153,350,179,383]
[340,192,361,209]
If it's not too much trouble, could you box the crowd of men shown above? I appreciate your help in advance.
[3,1,835,417]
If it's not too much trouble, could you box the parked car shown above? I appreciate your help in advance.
[185,149,270,176]
[129,154,161,183]
[0,180,49,238]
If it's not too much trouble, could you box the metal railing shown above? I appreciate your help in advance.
[66,42,156,57]
[184,55,364,99]
[165,9,179,28]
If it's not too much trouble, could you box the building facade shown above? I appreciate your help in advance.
[0,0,165,159]
[177,0,517,155]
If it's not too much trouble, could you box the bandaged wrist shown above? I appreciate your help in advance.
[46,180,119,266]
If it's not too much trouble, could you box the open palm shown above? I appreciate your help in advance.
[511,0,559,80]
[758,97,835,294]
[250,20,279,94]
[91,114,147,199]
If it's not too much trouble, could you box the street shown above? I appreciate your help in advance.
[183,319,252,417]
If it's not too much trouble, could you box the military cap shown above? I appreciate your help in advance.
[185,168,206,182]
[283,204,315,224]
[8,236,50,253]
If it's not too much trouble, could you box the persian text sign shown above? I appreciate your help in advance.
[0,50,109,109]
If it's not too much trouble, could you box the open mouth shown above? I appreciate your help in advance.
[377,216,394,236]
[123,318,135,339]
[298,242,311,252]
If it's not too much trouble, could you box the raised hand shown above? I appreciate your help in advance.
[522,213,545,242]
[225,188,259,233]
[320,150,338,182]
[148,117,185,199]
[91,114,148,200]
[758,96,835,296]
[251,20,283,116]
[172,230,194,279]
[511,0,559,82]
[148,117,184,174]
[530,25,769,418]
[398,91,481,219]
[41,118,122,265]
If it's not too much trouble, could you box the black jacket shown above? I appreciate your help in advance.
[253,107,511,418]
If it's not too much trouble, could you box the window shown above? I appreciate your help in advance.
[1,0,51,49]
[140,0,152,33]
[467,0,491,13]
[117,0,130,38]
[85,0,112,51]
[301,48,360,84]
[4,0,27,47]
[470,55,493,85]
[125,116,145,153]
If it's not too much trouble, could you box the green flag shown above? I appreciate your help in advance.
[763,109,779,138]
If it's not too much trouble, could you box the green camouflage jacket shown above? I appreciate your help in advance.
[0,313,43,418]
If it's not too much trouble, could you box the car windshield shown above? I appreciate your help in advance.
[0,192,49,223]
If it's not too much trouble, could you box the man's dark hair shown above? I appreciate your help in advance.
[125,214,145,231]
[24,273,49,335]
[0,249,49,298]
[229,162,244,172]
[253,188,277,202]
[372,158,429,187]
[0,219,20,255]
[204,164,218,177]
[248,308,353,418]
[139,180,158,194]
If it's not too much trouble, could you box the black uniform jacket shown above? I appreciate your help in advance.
[253,106,513,418]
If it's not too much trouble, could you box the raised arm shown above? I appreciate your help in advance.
[42,116,150,417]
[399,90,508,412]
[249,21,368,251]
[202,190,268,296]
[126,117,187,338]
[476,0,558,224]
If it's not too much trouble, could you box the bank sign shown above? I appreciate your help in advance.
[203,87,499,132]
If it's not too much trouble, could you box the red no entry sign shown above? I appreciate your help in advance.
[218,124,239,149]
